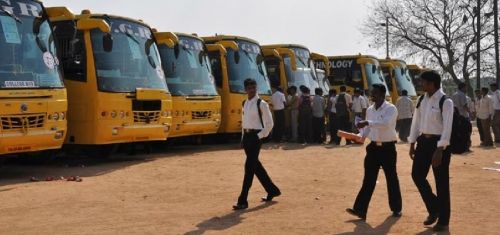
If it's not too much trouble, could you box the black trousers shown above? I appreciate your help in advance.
[238,132,280,204]
[477,118,484,143]
[397,118,412,142]
[353,142,402,216]
[337,114,352,144]
[411,135,451,226]
[299,111,313,143]
[273,109,285,142]
[329,112,340,144]
[312,116,325,143]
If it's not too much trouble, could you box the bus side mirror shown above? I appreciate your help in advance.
[256,54,264,65]
[234,51,240,64]
[154,32,178,48]
[103,33,113,52]
[76,18,110,33]
[372,65,377,74]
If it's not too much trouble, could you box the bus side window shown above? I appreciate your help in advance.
[53,21,86,82]
[208,51,222,87]
[264,57,281,88]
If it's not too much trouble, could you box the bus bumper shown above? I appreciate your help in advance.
[95,124,171,144]
[170,120,220,138]
[0,130,65,155]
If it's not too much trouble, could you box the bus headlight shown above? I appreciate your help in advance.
[54,130,64,139]
[60,112,65,120]
[52,112,60,121]
[111,111,117,118]
[112,128,119,135]
[175,111,179,116]
[162,111,168,117]
[119,111,125,119]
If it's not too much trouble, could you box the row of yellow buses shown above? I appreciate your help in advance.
[0,1,421,158]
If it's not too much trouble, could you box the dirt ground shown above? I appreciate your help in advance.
[0,129,499,235]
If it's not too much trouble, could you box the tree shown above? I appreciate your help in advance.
[363,0,496,97]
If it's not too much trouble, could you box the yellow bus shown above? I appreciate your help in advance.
[49,9,173,154]
[379,59,418,103]
[408,64,427,96]
[262,44,324,94]
[0,2,69,156]
[202,35,272,134]
[322,55,390,97]
[156,32,222,138]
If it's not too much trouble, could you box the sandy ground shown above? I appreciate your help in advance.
[0,129,499,235]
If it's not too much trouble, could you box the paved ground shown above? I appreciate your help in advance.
[0,130,499,235]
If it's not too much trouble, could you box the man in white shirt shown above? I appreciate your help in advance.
[409,71,454,232]
[477,87,495,147]
[346,84,402,220]
[490,83,500,143]
[352,89,368,118]
[271,87,286,142]
[336,86,353,145]
[473,90,485,143]
[233,79,281,210]
[395,90,414,142]
[328,89,340,144]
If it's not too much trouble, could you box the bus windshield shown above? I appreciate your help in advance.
[409,68,423,92]
[159,36,217,96]
[365,63,390,96]
[283,48,319,92]
[0,1,63,89]
[328,59,363,89]
[226,40,271,95]
[381,66,394,93]
[395,66,417,96]
[316,70,330,95]
[90,18,168,93]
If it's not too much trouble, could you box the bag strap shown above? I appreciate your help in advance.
[416,95,425,109]
[439,95,447,113]
[257,99,264,129]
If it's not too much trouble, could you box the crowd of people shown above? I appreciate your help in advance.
[269,81,500,148]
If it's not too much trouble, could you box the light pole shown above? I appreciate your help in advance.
[380,17,390,59]
[476,0,482,90]
[494,0,499,85]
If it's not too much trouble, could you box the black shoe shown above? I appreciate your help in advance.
[232,203,248,210]
[345,208,366,220]
[392,211,402,217]
[261,191,281,202]
[433,224,449,232]
[423,214,439,226]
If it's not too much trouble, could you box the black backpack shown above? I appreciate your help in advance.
[416,95,472,154]
[335,94,349,117]
[299,95,312,113]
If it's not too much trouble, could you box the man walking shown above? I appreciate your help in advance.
[395,90,414,142]
[336,86,353,145]
[346,84,402,220]
[490,83,500,143]
[477,87,495,147]
[409,71,454,232]
[271,87,286,143]
[312,88,326,144]
[233,79,281,210]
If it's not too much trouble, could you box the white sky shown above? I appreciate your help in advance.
[44,0,383,58]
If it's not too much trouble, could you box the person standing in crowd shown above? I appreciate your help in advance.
[451,82,472,150]
[490,83,500,143]
[352,89,368,119]
[409,71,454,232]
[287,86,299,142]
[362,90,371,108]
[271,87,286,143]
[233,78,281,210]
[312,88,326,144]
[346,84,402,220]
[298,87,313,144]
[477,87,495,147]
[328,89,339,145]
[336,86,353,145]
[474,90,484,144]
[395,90,414,142]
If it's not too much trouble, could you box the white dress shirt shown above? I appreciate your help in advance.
[271,91,286,110]
[352,96,368,113]
[408,89,454,148]
[395,96,414,119]
[242,95,274,139]
[362,101,398,142]
[492,90,500,110]
[329,96,337,113]
[477,95,494,120]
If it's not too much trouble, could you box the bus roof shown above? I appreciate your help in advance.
[50,10,152,29]
[201,35,260,45]
[174,32,204,42]
[262,44,309,51]
[407,64,421,69]
[328,55,378,60]
[379,59,407,67]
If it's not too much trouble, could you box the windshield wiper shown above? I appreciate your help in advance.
[242,50,255,63]
[297,57,307,67]
[125,31,139,44]
[0,8,21,24]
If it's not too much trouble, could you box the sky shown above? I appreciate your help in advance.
[44,0,383,58]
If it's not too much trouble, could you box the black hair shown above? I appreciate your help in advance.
[491,83,498,87]
[315,88,323,95]
[340,86,347,92]
[420,70,441,88]
[303,87,310,94]
[482,87,489,93]
[290,86,297,92]
[458,82,466,90]
[401,89,408,96]
[244,78,257,88]
[372,83,387,95]
[276,87,283,92]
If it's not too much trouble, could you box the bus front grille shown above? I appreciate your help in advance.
[133,111,161,124]
[192,111,212,120]
[1,113,45,131]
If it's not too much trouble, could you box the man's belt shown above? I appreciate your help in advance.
[421,134,441,138]
[371,141,396,147]
[243,129,261,133]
